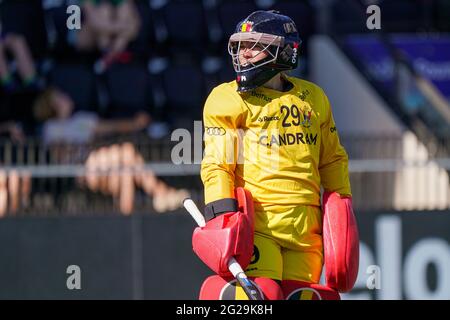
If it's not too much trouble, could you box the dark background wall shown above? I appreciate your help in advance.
[0,213,211,299]
[0,210,448,300]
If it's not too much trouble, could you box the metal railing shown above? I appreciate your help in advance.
[0,133,448,216]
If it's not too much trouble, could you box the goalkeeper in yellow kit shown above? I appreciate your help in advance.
[196,10,356,300]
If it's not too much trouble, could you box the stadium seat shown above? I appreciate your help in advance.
[162,62,206,122]
[331,0,368,34]
[437,0,450,31]
[203,0,224,47]
[378,0,425,32]
[48,63,98,112]
[127,0,154,60]
[150,0,207,55]
[202,55,225,94]
[270,1,314,39]
[218,56,236,84]
[104,62,152,117]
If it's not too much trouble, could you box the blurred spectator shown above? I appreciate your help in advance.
[0,0,48,61]
[44,0,151,64]
[0,141,189,217]
[33,86,151,144]
[81,142,189,214]
[0,33,41,92]
[0,121,25,143]
[77,0,141,62]
[0,30,43,137]
[0,171,7,217]
[0,169,32,217]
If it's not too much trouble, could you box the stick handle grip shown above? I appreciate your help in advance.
[183,198,206,227]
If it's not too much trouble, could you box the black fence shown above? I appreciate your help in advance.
[0,134,449,216]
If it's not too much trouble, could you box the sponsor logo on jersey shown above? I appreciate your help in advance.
[257,116,280,122]
[302,109,313,128]
[205,126,226,136]
[250,91,272,102]
[298,89,310,101]
[258,132,318,147]
[330,126,337,133]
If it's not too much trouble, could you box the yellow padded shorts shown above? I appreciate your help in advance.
[245,205,323,283]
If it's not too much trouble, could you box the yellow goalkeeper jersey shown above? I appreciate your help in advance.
[201,76,351,212]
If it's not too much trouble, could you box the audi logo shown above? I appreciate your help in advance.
[205,127,226,136]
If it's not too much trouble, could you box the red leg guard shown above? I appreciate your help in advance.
[281,280,341,300]
[322,192,359,292]
[199,275,284,300]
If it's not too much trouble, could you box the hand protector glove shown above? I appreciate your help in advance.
[192,187,254,276]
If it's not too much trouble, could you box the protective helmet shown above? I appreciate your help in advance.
[228,10,301,92]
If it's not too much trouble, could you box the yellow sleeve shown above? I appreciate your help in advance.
[318,92,352,196]
[201,85,245,204]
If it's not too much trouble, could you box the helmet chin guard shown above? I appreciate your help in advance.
[228,10,302,92]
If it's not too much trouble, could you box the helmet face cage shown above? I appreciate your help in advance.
[228,32,283,73]
[228,11,301,92]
